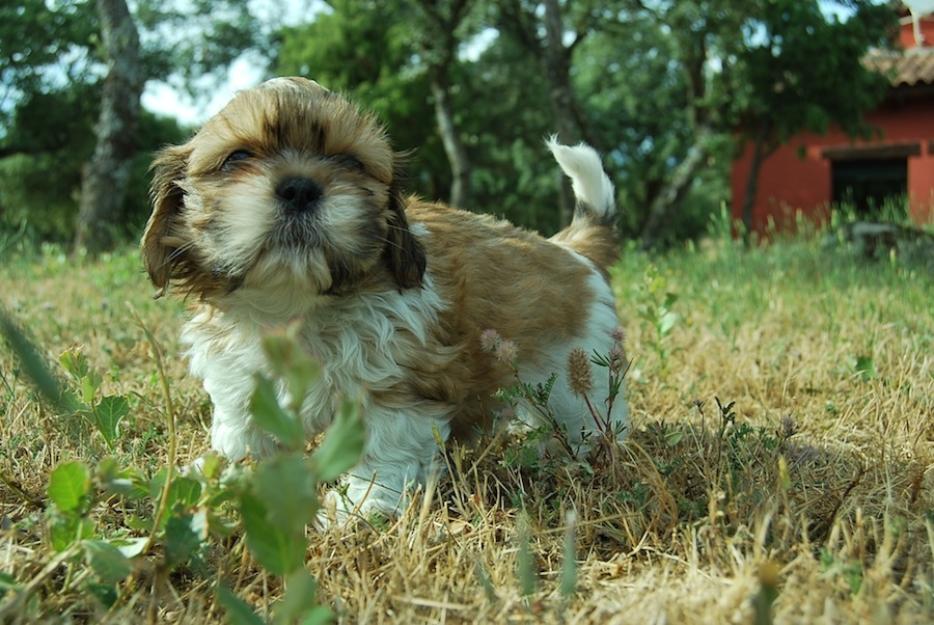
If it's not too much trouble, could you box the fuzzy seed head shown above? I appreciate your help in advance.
[494,339,518,364]
[608,343,626,374]
[568,347,593,396]
[480,329,501,352]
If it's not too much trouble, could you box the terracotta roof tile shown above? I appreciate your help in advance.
[865,50,934,87]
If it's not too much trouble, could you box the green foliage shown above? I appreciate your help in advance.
[733,1,894,144]
[515,513,537,599]
[0,573,16,600]
[2,318,361,620]
[216,586,267,625]
[558,511,577,602]
[0,0,252,245]
[48,461,91,514]
[854,355,876,381]
[0,1,96,101]
[1,0,902,247]
[239,490,307,576]
[249,375,305,450]
[0,310,76,413]
[275,571,333,625]
[819,548,864,595]
[637,266,680,368]
[311,400,366,482]
[91,395,129,449]
[82,540,132,586]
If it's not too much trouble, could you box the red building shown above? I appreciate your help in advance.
[731,10,934,232]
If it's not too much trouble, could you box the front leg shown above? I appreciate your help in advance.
[324,404,451,522]
[184,319,277,462]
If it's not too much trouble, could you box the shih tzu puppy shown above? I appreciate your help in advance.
[141,77,627,518]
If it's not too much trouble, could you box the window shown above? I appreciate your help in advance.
[831,158,908,217]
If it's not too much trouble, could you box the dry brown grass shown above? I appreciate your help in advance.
[0,238,932,624]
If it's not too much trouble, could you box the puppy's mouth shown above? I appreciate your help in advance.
[270,212,323,249]
[269,175,325,249]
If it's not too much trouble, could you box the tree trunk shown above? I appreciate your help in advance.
[741,122,774,237]
[75,0,143,254]
[498,0,600,228]
[542,0,586,227]
[640,126,712,247]
[430,76,472,209]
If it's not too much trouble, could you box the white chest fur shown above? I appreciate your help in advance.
[182,275,449,461]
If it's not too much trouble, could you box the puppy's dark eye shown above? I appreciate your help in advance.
[334,154,365,172]
[222,150,253,170]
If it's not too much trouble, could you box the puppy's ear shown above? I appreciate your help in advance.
[141,144,191,293]
[383,184,426,290]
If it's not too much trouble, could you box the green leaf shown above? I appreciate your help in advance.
[249,375,304,450]
[197,452,223,480]
[85,581,118,607]
[658,311,679,336]
[83,540,132,585]
[239,491,305,576]
[167,476,203,510]
[310,400,365,482]
[112,537,148,559]
[153,476,203,529]
[48,461,90,513]
[80,370,103,405]
[254,454,318,535]
[274,570,319,625]
[0,311,77,413]
[855,355,875,381]
[516,514,537,598]
[300,606,334,625]
[217,585,267,625]
[473,561,498,604]
[59,349,89,379]
[97,458,149,500]
[165,513,204,568]
[261,334,321,413]
[92,395,129,449]
[664,428,685,447]
[49,513,95,552]
[0,572,18,600]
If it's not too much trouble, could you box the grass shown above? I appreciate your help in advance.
[0,233,932,624]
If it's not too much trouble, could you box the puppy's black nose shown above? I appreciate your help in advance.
[276,176,322,214]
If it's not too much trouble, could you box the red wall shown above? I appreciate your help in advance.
[899,15,934,48]
[731,98,934,231]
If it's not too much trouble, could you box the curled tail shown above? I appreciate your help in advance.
[546,138,619,269]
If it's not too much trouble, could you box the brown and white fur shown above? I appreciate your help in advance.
[141,77,627,518]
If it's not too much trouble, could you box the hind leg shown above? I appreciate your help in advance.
[518,271,628,456]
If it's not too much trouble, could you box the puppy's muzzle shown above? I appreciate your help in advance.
[276,176,323,215]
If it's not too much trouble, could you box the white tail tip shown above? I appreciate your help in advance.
[546,137,616,221]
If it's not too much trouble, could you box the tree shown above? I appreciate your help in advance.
[619,0,895,243]
[277,0,464,205]
[1,0,267,247]
[575,7,730,244]
[623,1,748,245]
[75,0,144,253]
[411,0,476,209]
[494,0,607,224]
[0,1,96,155]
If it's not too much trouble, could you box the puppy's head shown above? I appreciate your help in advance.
[141,77,425,302]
